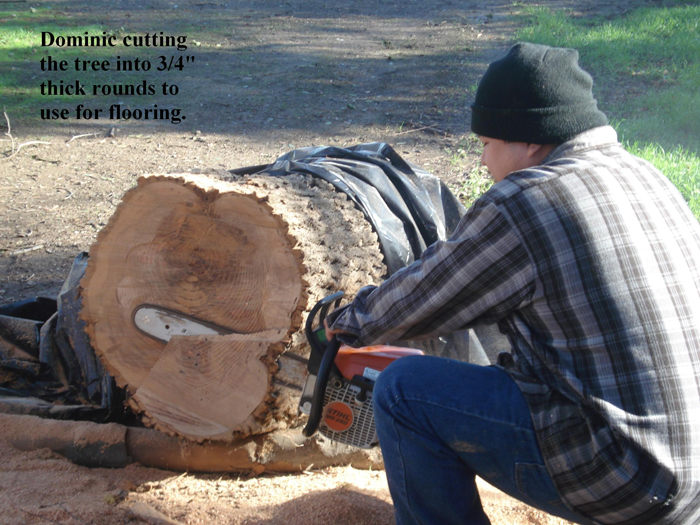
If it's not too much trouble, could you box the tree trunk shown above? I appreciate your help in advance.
[80,172,387,445]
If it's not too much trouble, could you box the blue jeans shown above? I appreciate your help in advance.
[372,355,589,525]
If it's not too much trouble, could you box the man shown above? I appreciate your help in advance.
[325,43,700,524]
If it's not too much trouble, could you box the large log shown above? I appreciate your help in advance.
[80,172,387,444]
[0,412,382,473]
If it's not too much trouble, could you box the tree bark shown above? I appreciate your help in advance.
[80,172,387,445]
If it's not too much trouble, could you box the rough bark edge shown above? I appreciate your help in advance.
[210,171,390,426]
[235,171,388,354]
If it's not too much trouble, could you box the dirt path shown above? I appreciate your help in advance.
[0,1,653,523]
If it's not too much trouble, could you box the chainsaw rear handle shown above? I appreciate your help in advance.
[302,337,341,437]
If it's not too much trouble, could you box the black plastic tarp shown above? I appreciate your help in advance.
[0,253,121,421]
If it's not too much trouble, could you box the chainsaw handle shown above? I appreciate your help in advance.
[304,291,344,356]
[302,291,345,437]
[302,337,341,437]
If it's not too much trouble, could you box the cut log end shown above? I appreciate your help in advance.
[80,172,387,443]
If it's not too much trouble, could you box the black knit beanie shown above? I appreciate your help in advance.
[471,42,608,144]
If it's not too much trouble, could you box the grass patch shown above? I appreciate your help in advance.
[445,135,493,206]
[1,8,106,119]
[515,4,699,217]
[628,141,700,218]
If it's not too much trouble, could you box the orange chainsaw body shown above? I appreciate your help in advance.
[334,345,424,381]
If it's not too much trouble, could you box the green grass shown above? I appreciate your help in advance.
[628,142,700,218]
[1,8,103,116]
[514,4,700,218]
[444,135,493,206]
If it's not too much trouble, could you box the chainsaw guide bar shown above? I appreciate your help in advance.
[132,304,308,390]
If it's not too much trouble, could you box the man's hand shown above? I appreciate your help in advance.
[323,318,347,340]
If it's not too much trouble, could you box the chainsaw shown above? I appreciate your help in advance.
[298,292,423,448]
[132,292,423,449]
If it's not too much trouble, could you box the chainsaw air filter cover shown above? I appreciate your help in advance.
[319,377,377,449]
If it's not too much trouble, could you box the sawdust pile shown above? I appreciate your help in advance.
[0,434,574,525]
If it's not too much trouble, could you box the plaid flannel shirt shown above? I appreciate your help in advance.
[327,126,700,524]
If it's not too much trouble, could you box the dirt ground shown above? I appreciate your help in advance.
[0,1,654,523]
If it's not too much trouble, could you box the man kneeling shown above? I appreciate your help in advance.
[325,42,700,524]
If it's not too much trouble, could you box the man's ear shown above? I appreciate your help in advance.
[527,143,556,163]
